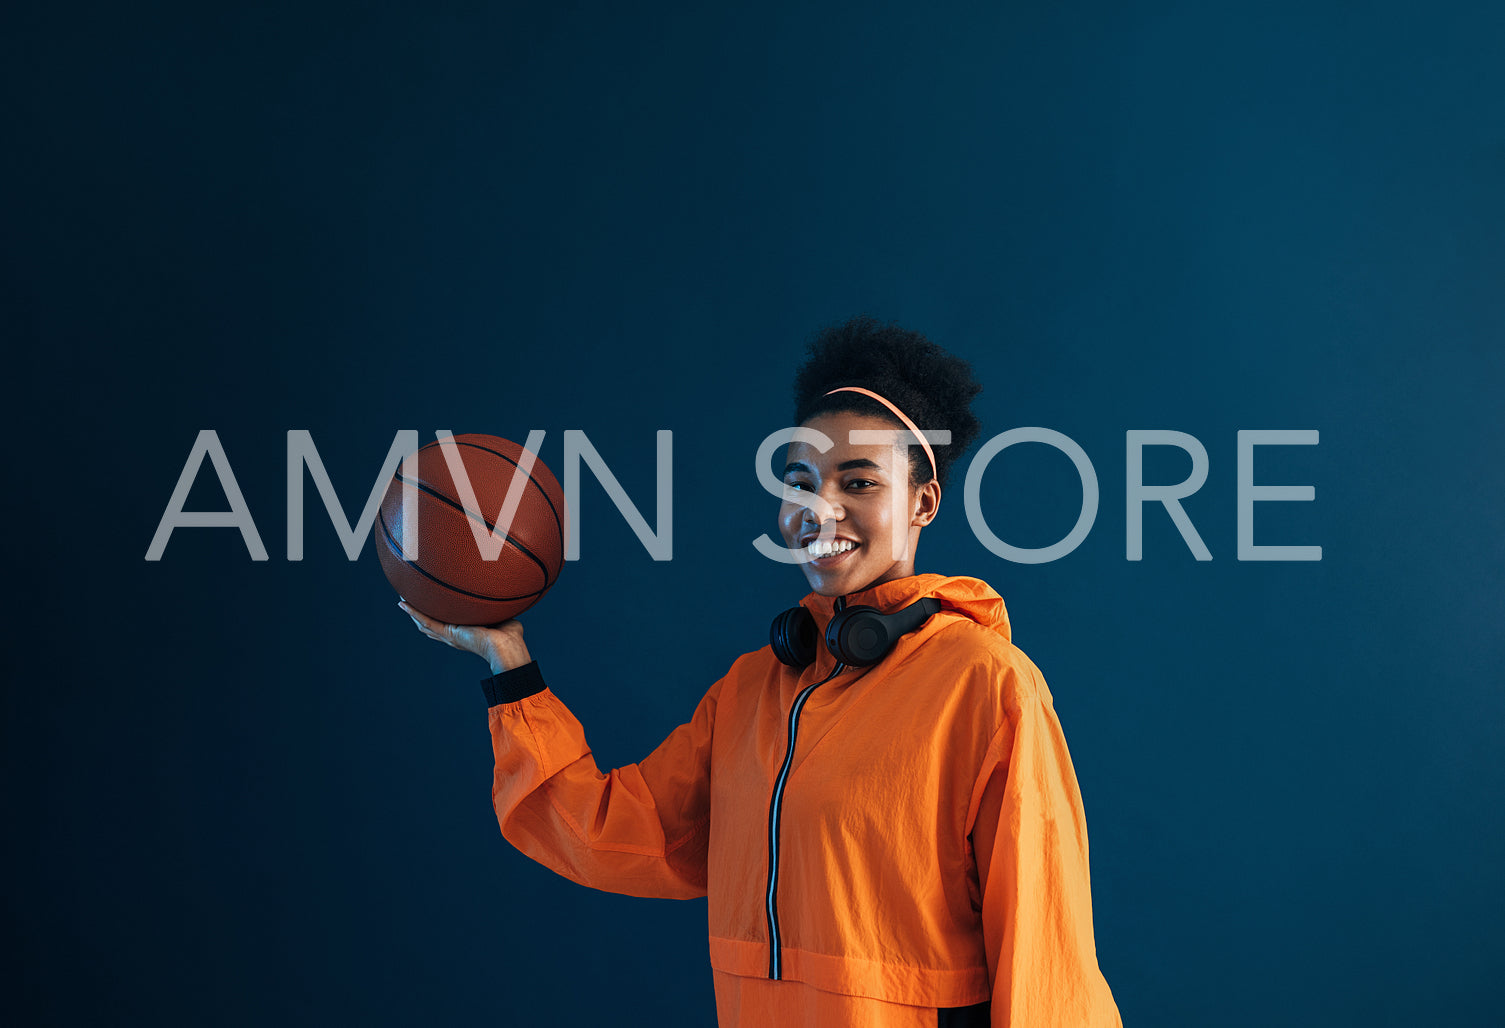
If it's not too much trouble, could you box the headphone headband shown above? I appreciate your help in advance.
[770,596,941,668]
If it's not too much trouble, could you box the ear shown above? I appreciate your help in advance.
[911,479,942,527]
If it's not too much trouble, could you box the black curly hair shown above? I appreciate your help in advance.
[792,315,983,490]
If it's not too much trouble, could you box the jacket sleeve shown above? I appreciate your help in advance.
[967,669,1122,1028]
[483,660,719,901]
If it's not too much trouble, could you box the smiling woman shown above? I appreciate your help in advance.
[401,316,1122,1028]
[779,411,940,596]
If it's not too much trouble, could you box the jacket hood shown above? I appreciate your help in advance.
[801,573,1011,643]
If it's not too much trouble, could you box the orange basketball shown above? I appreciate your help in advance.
[374,434,566,625]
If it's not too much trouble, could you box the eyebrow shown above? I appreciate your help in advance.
[783,458,884,476]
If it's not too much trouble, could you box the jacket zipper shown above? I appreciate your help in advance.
[765,596,846,980]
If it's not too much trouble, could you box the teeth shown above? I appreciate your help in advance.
[807,539,857,558]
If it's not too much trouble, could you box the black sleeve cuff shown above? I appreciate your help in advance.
[481,660,548,707]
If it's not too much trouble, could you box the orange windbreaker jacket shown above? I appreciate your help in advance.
[485,574,1121,1027]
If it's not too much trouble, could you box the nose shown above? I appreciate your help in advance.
[801,488,844,526]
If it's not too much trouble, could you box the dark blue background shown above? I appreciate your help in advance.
[7,2,1502,1025]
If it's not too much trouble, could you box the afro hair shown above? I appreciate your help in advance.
[792,315,983,489]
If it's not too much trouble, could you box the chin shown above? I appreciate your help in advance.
[793,566,839,597]
[804,569,874,598]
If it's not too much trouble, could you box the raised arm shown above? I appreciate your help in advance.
[402,601,715,900]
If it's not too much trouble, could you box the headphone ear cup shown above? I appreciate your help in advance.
[824,605,890,667]
[770,606,818,667]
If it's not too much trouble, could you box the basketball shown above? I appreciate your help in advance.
[375,434,567,625]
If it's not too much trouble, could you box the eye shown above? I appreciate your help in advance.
[846,479,878,490]
[785,479,813,492]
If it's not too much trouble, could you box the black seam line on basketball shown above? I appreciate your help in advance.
[421,439,565,575]
[420,440,565,573]
[395,473,552,587]
[414,441,563,587]
[377,509,546,603]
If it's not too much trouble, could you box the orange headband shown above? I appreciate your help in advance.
[823,386,937,481]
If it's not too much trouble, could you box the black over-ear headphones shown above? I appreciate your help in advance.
[769,597,942,668]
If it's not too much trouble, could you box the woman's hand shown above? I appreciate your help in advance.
[398,600,532,675]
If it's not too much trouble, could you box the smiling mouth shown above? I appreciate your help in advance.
[805,539,859,562]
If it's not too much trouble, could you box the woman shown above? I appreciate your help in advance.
[402,317,1122,1027]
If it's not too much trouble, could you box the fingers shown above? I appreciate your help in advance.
[398,600,461,650]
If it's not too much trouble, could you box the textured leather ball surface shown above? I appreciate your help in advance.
[375,434,566,625]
